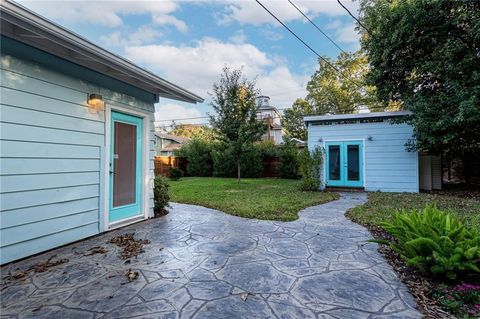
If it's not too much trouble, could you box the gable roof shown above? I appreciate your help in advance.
[155,133,189,144]
[0,0,203,104]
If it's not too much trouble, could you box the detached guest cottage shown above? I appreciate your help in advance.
[0,1,203,264]
[305,111,441,193]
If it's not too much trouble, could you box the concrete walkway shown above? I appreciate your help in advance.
[1,193,421,318]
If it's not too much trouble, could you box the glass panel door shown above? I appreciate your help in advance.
[325,142,344,186]
[325,141,363,188]
[344,141,363,187]
[109,111,143,223]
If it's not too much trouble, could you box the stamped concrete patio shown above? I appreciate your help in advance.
[1,193,421,318]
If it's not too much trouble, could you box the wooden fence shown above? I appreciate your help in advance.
[154,156,188,176]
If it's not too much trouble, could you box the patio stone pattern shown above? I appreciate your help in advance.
[1,193,421,318]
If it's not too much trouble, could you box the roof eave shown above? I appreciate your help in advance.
[0,0,204,104]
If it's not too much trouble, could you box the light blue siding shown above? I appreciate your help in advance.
[308,120,419,192]
[0,46,155,264]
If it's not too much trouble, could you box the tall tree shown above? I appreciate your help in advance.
[306,51,385,114]
[209,67,265,182]
[282,98,314,140]
[360,0,480,158]
[170,124,215,141]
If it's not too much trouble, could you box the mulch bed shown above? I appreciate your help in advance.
[350,221,454,318]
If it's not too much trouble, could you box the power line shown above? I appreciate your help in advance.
[254,0,363,89]
[336,0,371,35]
[155,116,208,122]
[287,0,346,54]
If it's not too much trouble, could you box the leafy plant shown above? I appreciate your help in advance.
[381,206,480,280]
[176,138,213,177]
[169,167,184,181]
[278,138,299,179]
[298,146,323,191]
[153,175,170,217]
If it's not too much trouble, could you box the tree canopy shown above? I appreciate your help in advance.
[283,52,389,140]
[360,0,480,157]
[209,67,265,181]
[170,124,215,141]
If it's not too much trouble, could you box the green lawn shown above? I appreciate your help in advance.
[169,177,339,221]
[347,192,480,229]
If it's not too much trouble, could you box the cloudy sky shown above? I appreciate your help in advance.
[19,0,361,128]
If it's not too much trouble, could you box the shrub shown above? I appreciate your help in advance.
[381,205,480,280]
[212,143,236,177]
[278,138,299,179]
[153,175,170,217]
[177,138,213,176]
[298,146,322,191]
[212,143,263,178]
[169,167,184,181]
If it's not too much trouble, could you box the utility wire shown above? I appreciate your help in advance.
[287,0,346,54]
[255,0,363,89]
[336,0,371,34]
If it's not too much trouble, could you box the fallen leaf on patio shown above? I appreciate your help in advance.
[84,246,108,256]
[109,233,150,259]
[30,256,69,273]
[31,305,43,312]
[124,269,139,282]
[11,272,27,279]
[240,292,249,302]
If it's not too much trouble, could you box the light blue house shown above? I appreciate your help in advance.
[0,1,203,264]
[305,111,441,193]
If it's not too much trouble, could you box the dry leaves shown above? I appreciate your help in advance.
[108,233,150,259]
[6,255,69,281]
[124,269,139,282]
[240,292,249,302]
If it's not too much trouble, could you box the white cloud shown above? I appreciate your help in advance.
[19,0,186,31]
[229,30,247,44]
[218,0,360,26]
[125,37,308,108]
[125,38,273,95]
[152,13,188,32]
[100,26,162,48]
[326,20,360,48]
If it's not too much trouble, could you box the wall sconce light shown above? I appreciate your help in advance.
[318,138,323,142]
[87,94,105,113]
[367,135,373,141]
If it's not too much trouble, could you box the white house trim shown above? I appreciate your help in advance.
[103,102,151,232]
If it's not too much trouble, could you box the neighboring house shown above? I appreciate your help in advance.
[154,133,189,156]
[256,96,285,145]
[305,111,441,193]
[0,1,203,264]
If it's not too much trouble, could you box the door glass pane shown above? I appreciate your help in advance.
[328,145,341,180]
[113,122,137,207]
[347,145,360,181]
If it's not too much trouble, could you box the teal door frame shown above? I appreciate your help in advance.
[325,140,364,188]
[109,111,143,223]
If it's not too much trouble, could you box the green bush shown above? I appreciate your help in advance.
[176,138,212,176]
[169,167,184,181]
[212,143,262,178]
[381,205,480,280]
[278,138,299,179]
[298,146,322,191]
[153,175,170,216]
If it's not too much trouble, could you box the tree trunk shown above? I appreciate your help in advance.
[237,157,241,183]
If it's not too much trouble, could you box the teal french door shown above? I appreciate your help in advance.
[109,111,143,223]
[325,141,363,188]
